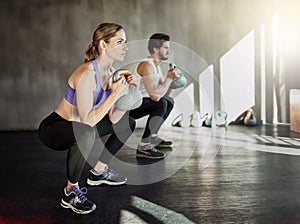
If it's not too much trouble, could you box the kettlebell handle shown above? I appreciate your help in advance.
[112,69,131,83]
[169,63,176,70]
[168,63,187,89]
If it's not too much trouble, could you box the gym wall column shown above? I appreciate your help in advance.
[264,19,274,124]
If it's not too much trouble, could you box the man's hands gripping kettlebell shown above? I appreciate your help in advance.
[168,63,187,89]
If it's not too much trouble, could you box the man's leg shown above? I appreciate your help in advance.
[150,96,174,147]
[130,97,167,143]
[130,97,171,159]
[151,96,174,135]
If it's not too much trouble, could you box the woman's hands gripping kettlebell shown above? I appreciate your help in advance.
[112,69,143,111]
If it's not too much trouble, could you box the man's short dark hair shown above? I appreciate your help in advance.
[147,33,170,54]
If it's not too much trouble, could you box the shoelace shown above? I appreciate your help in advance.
[144,144,160,152]
[73,186,87,203]
[151,136,163,141]
[106,167,119,178]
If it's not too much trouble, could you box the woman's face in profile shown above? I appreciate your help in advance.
[105,29,128,62]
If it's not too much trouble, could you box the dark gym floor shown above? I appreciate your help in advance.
[0,124,300,224]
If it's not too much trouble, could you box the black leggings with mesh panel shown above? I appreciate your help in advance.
[38,112,135,183]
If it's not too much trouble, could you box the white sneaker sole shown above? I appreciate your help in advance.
[60,199,96,214]
[87,179,127,186]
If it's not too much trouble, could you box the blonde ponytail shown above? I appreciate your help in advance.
[84,43,98,62]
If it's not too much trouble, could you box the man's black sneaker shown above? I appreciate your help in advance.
[136,144,166,159]
[150,136,173,148]
[87,166,127,186]
[60,185,96,214]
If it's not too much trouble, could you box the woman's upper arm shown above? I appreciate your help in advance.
[75,70,95,123]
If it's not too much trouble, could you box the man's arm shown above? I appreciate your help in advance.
[137,61,177,101]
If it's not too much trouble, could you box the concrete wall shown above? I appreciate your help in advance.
[0,0,289,130]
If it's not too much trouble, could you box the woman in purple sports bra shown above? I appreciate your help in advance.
[38,23,138,214]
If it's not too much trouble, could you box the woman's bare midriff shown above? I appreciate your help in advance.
[55,98,81,122]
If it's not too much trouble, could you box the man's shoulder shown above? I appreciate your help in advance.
[138,60,152,68]
[137,60,155,76]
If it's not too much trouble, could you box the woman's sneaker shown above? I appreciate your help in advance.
[87,166,127,186]
[60,185,96,214]
[136,144,166,159]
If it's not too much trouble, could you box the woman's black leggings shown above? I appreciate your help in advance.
[129,96,174,143]
[38,112,135,183]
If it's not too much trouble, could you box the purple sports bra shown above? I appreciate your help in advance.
[64,60,112,109]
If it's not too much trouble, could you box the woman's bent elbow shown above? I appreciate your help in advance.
[109,115,121,124]
[150,96,160,102]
